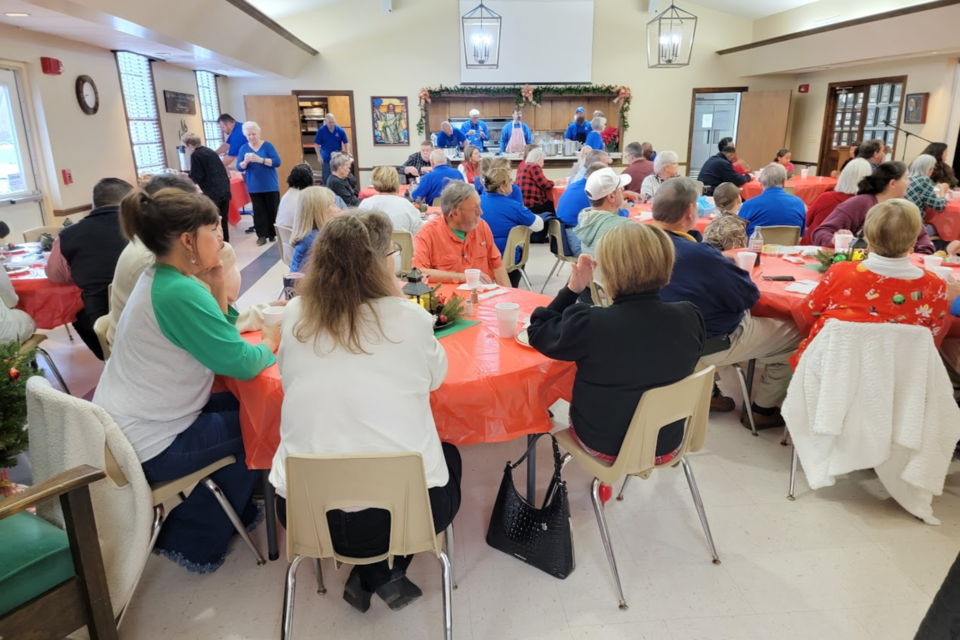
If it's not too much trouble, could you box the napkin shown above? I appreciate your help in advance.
[456,283,500,292]
[784,280,818,295]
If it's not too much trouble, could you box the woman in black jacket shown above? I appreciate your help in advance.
[183,132,233,240]
[528,223,705,462]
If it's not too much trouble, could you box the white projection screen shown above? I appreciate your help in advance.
[459,0,594,84]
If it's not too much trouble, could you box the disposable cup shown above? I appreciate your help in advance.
[736,252,757,271]
[932,266,952,281]
[262,306,285,327]
[801,167,810,179]
[495,302,520,338]
[465,269,481,289]
[923,255,944,270]
[834,233,855,251]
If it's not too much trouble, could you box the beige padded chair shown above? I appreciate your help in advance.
[392,231,414,277]
[589,279,611,308]
[275,224,294,267]
[503,226,532,289]
[93,316,112,361]
[19,334,69,395]
[783,185,796,195]
[757,225,801,246]
[692,180,705,196]
[541,218,578,293]
[555,366,720,610]
[281,452,455,640]
[22,226,61,243]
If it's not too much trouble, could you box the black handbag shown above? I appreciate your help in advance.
[485,434,576,579]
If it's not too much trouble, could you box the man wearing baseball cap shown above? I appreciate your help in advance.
[573,168,636,257]
[460,109,489,149]
[564,107,591,144]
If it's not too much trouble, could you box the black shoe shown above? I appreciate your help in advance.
[741,406,786,430]
[256,237,266,246]
[342,570,372,613]
[375,576,423,611]
[245,226,257,234]
[268,236,276,242]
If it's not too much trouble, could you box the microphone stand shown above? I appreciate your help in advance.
[880,120,934,162]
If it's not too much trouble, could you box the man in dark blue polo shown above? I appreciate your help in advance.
[313,113,349,183]
[435,121,466,150]
[564,107,591,144]
[216,113,247,168]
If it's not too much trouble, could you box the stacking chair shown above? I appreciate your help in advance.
[22,226,61,243]
[392,231,414,277]
[20,333,70,395]
[281,452,455,640]
[757,225,801,246]
[541,218,577,293]
[275,224,294,267]
[503,226,533,290]
[555,366,720,610]
[93,316,112,361]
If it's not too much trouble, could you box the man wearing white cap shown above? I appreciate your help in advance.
[573,168,636,257]
[460,109,489,149]
[565,107,592,144]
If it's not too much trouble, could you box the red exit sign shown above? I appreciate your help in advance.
[799,84,810,94]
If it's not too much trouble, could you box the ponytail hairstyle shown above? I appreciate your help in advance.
[774,148,790,163]
[120,187,220,257]
[857,161,907,196]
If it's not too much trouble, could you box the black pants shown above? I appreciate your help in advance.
[72,307,103,361]
[249,191,280,240]
[215,197,231,242]
[529,202,553,244]
[914,551,960,639]
[277,442,462,592]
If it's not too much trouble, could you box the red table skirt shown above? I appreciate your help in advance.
[925,200,960,242]
[227,178,251,227]
[740,177,837,207]
[11,267,83,329]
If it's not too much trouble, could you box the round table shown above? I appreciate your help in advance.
[924,200,960,242]
[740,177,837,207]
[628,203,712,235]
[9,263,83,330]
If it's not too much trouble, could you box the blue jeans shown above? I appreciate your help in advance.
[565,228,582,257]
[321,159,331,184]
[141,392,260,572]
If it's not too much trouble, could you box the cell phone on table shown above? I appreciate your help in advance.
[762,275,796,281]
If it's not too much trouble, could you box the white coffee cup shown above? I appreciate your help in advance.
[465,268,481,289]
[495,302,520,338]
[736,251,757,271]
[262,306,285,327]
[923,255,944,270]
[932,266,952,281]
[801,167,810,179]
[834,232,855,251]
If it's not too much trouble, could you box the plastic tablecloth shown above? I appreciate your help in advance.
[358,185,408,200]
[227,177,250,227]
[628,204,712,235]
[740,177,837,207]
[9,263,83,330]
[924,200,960,242]
[220,286,575,470]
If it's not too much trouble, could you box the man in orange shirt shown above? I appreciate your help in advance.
[413,181,511,286]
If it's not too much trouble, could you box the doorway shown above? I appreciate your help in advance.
[293,90,359,184]
[0,64,44,238]
[687,89,745,178]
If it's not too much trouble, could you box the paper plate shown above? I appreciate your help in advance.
[515,328,532,348]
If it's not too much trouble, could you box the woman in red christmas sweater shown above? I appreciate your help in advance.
[793,199,949,368]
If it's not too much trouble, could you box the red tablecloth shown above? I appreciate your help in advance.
[740,177,837,207]
[220,286,576,470]
[9,263,83,330]
[925,200,960,242]
[359,185,408,200]
[227,177,250,227]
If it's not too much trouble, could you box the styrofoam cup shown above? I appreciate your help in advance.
[495,302,520,338]
[736,252,757,271]
[801,167,810,179]
[465,268,481,289]
[932,266,952,281]
[923,255,944,270]
[834,233,855,251]
[262,306,285,327]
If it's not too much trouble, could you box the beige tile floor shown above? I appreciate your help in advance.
[35,217,960,640]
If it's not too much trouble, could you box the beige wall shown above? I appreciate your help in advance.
[152,63,205,170]
[754,0,936,41]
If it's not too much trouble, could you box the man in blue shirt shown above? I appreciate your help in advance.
[460,109,489,149]
[216,113,247,168]
[313,113,349,183]
[564,107,591,143]
[556,161,611,257]
[738,163,807,236]
[499,108,532,154]
[411,149,465,205]
[653,177,801,428]
[435,122,466,150]
[698,144,752,193]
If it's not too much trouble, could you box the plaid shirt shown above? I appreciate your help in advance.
[402,151,432,175]
[515,162,554,207]
[906,175,947,214]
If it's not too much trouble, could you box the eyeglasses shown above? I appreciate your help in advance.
[385,242,402,258]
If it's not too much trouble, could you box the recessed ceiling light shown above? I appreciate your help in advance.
[5,12,31,17]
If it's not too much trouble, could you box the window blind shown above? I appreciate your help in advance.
[116,51,165,176]
[196,71,223,149]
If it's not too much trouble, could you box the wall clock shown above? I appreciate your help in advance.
[75,75,99,115]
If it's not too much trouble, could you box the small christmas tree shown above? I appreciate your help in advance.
[0,342,42,493]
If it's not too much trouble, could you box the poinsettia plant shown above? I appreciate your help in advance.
[601,126,620,152]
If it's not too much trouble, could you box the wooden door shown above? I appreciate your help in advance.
[243,95,301,196]
[736,90,792,173]
[538,101,554,133]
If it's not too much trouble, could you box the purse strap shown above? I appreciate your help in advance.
[508,433,566,508]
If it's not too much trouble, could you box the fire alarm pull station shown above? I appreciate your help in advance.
[62,169,73,185]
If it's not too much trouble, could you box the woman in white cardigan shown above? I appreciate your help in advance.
[270,210,461,614]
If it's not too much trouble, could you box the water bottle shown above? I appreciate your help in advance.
[749,228,763,268]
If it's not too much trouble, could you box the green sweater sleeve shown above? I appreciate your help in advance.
[151,265,275,380]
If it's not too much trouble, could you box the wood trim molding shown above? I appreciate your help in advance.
[53,203,93,217]
[222,0,319,55]
[717,0,960,55]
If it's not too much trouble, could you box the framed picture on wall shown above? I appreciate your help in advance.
[371,97,409,146]
[904,93,929,124]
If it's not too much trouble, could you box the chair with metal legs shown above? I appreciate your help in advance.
[788,443,800,500]
[731,359,757,436]
[503,226,533,290]
[555,366,720,610]
[281,452,456,640]
[541,219,577,293]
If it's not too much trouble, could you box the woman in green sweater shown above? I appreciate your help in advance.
[94,187,278,572]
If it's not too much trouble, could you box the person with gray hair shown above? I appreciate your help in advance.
[325,152,359,207]
[738,162,806,236]
[905,153,949,216]
[622,141,655,186]
[313,112,349,183]
[640,150,680,202]
[410,148,465,205]
[412,181,510,287]
[238,120,282,245]
[571,148,611,182]
[698,142,752,193]
[584,116,605,151]
[182,131,233,240]
[654,177,801,427]
[436,121,466,150]
[516,147,556,215]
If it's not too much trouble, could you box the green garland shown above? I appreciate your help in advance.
[416,84,631,135]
